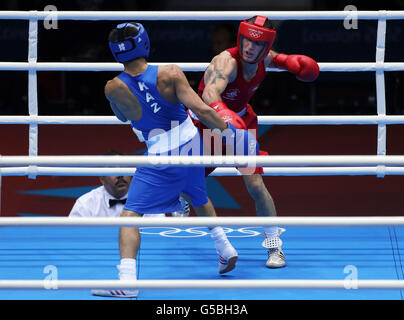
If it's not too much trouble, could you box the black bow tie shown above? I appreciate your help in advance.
[109,199,127,207]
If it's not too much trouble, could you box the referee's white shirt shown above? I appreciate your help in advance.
[68,186,165,218]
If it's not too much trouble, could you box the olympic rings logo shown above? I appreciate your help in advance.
[139,227,262,238]
[248,28,263,39]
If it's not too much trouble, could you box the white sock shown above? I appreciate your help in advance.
[210,226,227,241]
[118,258,137,280]
[263,226,279,238]
[211,227,235,257]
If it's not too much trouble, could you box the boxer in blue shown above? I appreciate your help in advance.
[92,22,259,298]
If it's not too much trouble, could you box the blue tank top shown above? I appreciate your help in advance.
[117,65,198,155]
[117,65,188,139]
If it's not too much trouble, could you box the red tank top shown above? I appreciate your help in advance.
[198,47,266,113]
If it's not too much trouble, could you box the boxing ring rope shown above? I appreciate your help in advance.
[2,155,404,166]
[1,155,404,178]
[1,10,404,20]
[2,115,404,125]
[1,216,404,227]
[3,166,404,177]
[2,61,404,72]
[1,10,404,292]
[1,279,404,290]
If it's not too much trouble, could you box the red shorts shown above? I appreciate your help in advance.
[190,103,268,176]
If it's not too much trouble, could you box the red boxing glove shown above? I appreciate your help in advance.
[273,53,320,82]
[210,101,259,156]
[210,101,247,130]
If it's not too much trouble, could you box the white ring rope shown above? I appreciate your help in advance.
[1,166,403,177]
[2,62,404,72]
[0,279,403,290]
[2,115,404,125]
[0,216,403,227]
[1,155,404,167]
[1,10,404,20]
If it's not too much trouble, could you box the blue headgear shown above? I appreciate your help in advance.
[108,22,150,63]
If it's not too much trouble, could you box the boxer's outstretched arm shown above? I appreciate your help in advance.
[264,50,279,68]
[171,64,227,132]
[201,52,237,105]
[266,50,320,82]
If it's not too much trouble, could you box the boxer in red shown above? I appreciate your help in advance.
[190,15,320,268]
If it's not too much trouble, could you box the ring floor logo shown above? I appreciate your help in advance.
[139,227,262,238]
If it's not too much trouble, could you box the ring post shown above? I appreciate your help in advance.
[375,10,387,157]
[28,11,39,163]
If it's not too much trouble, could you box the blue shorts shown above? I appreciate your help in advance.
[124,134,208,214]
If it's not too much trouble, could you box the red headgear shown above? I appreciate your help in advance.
[237,16,276,64]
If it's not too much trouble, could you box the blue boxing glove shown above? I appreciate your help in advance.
[224,122,259,156]
[210,101,259,156]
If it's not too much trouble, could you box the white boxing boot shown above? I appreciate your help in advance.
[91,260,138,298]
[211,227,238,274]
[262,228,286,268]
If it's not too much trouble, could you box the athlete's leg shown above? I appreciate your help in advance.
[242,174,277,217]
[119,209,142,259]
[242,171,286,268]
[191,197,238,274]
[92,209,140,298]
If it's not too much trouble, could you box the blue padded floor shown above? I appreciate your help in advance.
[0,225,403,300]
